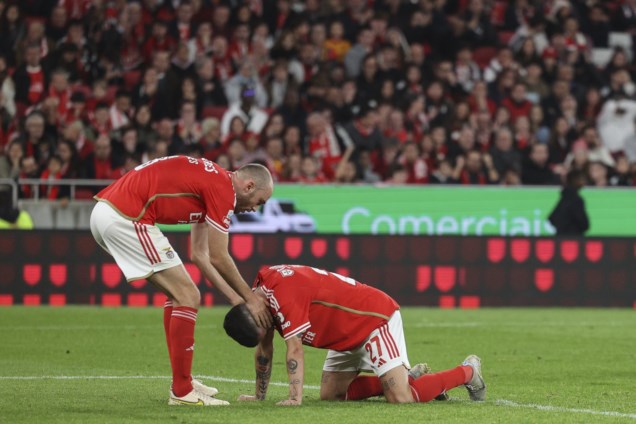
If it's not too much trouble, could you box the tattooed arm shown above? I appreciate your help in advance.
[254,327,274,400]
[238,327,274,401]
[277,335,305,406]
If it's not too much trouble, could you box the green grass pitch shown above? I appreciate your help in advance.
[0,307,634,423]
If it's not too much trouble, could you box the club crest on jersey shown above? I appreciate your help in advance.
[277,268,294,277]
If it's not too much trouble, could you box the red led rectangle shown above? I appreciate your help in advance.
[439,295,455,308]
[23,294,41,306]
[49,294,66,306]
[459,296,480,309]
[102,293,122,307]
[127,293,148,307]
[153,293,167,307]
[416,266,431,292]
[0,294,13,306]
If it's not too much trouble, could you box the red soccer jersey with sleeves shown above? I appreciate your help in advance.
[253,265,399,351]
[95,155,235,232]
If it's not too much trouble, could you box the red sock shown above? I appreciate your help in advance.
[169,306,197,397]
[409,366,471,403]
[345,376,384,400]
[163,300,173,353]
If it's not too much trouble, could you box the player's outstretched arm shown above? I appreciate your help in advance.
[206,225,273,328]
[190,223,243,305]
[238,327,275,402]
[278,336,304,406]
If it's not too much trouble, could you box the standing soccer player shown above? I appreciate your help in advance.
[224,265,486,405]
[90,155,274,406]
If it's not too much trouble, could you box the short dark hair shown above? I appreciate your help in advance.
[223,304,260,347]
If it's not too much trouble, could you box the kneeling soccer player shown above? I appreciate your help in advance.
[224,265,486,405]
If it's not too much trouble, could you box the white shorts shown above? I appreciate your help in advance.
[90,201,183,281]
[322,311,410,377]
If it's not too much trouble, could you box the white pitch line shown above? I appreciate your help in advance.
[0,375,320,390]
[410,322,633,328]
[0,375,634,419]
[494,399,636,420]
[0,325,220,331]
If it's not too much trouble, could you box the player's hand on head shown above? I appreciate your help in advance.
[246,297,272,328]
[277,399,301,406]
[237,394,257,401]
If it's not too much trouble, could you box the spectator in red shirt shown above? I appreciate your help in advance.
[456,150,499,185]
[170,1,194,42]
[299,155,329,183]
[142,20,176,62]
[307,112,349,177]
[13,44,47,110]
[17,111,55,171]
[212,4,232,38]
[40,154,66,200]
[188,22,214,63]
[199,117,223,160]
[89,102,112,137]
[264,137,285,181]
[398,142,428,184]
[501,82,533,123]
[47,69,72,121]
[63,120,93,161]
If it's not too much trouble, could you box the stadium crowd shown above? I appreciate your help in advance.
[1,0,636,201]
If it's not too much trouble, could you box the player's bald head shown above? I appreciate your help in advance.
[232,163,274,213]
[236,163,273,191]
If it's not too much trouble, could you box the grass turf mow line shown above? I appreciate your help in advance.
[1,374,635,420]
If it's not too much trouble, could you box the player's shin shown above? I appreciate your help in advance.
[409,366,470,403]
[345,376,384,400]
[169,306,198,397]
[163,300,173,353]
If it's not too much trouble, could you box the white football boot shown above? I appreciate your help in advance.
[462,354,486,401]
[168,389,229,406]
[192,378,219,397]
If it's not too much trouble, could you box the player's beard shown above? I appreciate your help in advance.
[234,191,255,213]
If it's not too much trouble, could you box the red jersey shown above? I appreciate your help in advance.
[95,155,235,231]
[253,265,399,351]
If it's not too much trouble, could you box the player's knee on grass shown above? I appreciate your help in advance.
[383,384,415,404]
[381,368,414,404]
[320,371,357,401]
[320,386,345,401]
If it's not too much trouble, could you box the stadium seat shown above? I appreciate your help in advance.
[202,106,227,119]
[105,86,119,104]
[20,202,54,229]
[75,188,95,200]
[591,48,614,68]
[54,205,78,229]
[76,203,94,228]
[123,70,142,91]
[497,31,514,46]
[473,47,498,69]
[609,32,633,59]
[490,2,508,28]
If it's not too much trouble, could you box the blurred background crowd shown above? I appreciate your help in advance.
[1,0,636,201]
